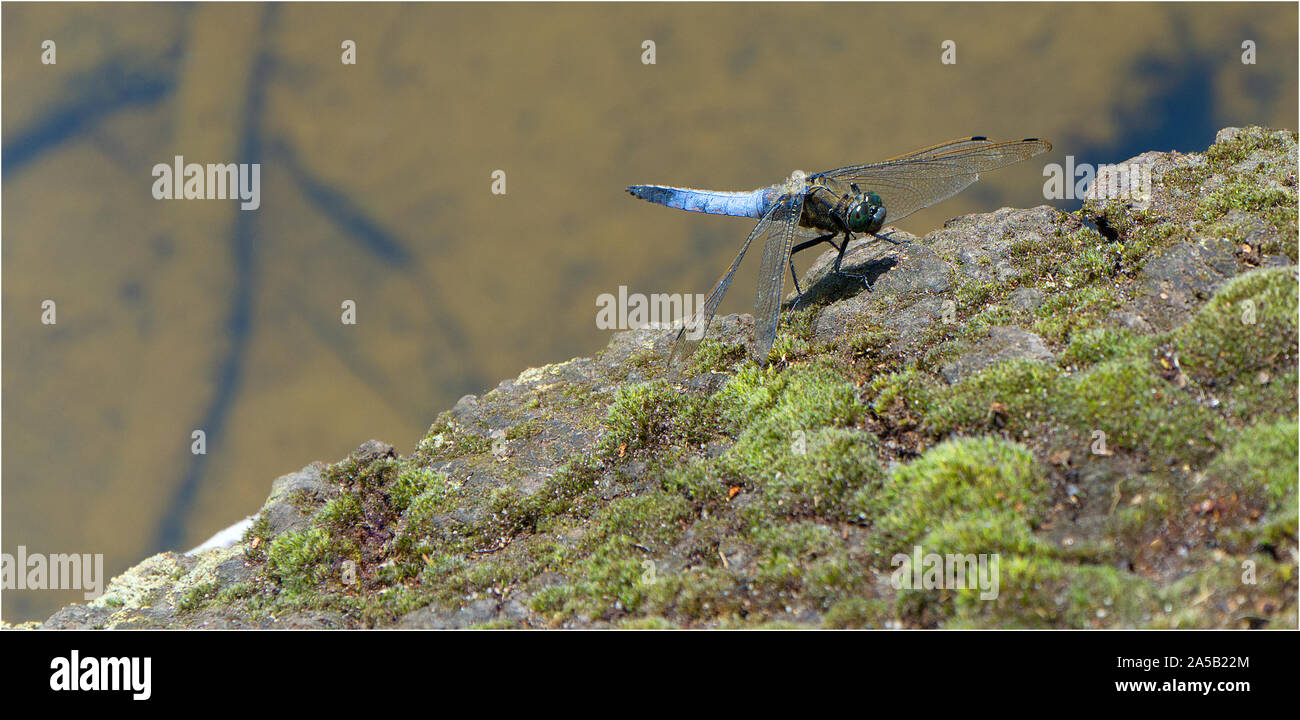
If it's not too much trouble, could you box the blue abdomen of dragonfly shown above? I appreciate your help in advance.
[626,184,770,219]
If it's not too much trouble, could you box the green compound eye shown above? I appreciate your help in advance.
[846,194,886,233]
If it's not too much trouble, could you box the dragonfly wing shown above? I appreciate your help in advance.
[817,137,1051,224]
[752,192,804,360]
[876,136,1040,162]
[671,193,797,362]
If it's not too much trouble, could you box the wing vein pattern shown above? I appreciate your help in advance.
[671,192,800,361]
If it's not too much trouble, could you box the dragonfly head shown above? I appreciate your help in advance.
[846,190,886,233]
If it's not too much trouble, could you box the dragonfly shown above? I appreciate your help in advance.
[627,136,1052,362]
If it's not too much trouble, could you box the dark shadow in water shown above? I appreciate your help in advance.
[2,56,177,178]
[155,7,277,552]
[155,8,486,551]
[269,137,484,407]
[1056,12,1223,212]
[275,139,413,266]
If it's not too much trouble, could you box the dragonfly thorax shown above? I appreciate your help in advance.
[845,190,886,233]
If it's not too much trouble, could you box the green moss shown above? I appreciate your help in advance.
[865,368,934,420]
[953,279,1000,315]
[522,455,604,522]
[241,514,273,563]
[741,521,875,618]
[709,366,875,515]
[524,362,889,625]
[1226,506,1298,556]
[215,582,255,604]
[388,453,607,600]
[1204,127,1293,171]
[584,490,695,551]
[413,418,492,464]
[266,527,350,596]
[1222,366,1299,423]
[400,475,461,536]
[598,380,715,459]
[689,337,750,374]
[925,359,1062,436]
[524,490,695,619]
[641,567,745,623]
[767,306,820,363]
[1003,224,1125,290]
[504,419,544,441]
[627,347,660,369]
[927,351,1221,465]
[316,493,362,528]
[663,456,730,505]
[921,511,1061,558]
[1059,326,1159,369]
[939,556,1160,628]
[1062,355,1220,462]
[1121,221,1185,266]
[1198,184,1293,223]
[741,427,884,522]
[874,437,1047,555]
[1202,418,1298,515]
[919,269,1293,465]
[283,488,324,515]
[1030,285,1123,345]
[617,616,678,629]
[388,466,444,515]
[1106,471,1185,547]
[1197,128,1299,251]
[823,597,894,628]
[1058,238,1125,288]
[1175,267,1298,389]
[713,363,862,432]
[176,581,220,614]
[1154,555,1297,628]
[847,327,893,360]
[1162,165,1209,194]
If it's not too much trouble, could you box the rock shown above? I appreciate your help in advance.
[43,604,115,630]
[260,462,336,539]
[940,326,1055,384]
[352,439,397,463]
[1133,238,1239,331]
[35,127,1297,630]
[398,598,500,629]
[1009,287,1045,312]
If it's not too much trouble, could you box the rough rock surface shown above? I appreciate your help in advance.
[19,127,1297,630]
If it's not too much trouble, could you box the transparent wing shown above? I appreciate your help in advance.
[815,137,1051,224]
[671,192,802,362]
[751,192,804,360]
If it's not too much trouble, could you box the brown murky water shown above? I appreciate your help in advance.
[3,2,1295,622]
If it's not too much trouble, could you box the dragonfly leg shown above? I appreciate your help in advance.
[790,233,841,257]
[876,230,908,245]
[789,232,842,308]
[831,231,873,292]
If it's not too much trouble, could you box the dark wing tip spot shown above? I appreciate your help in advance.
[971,135,989,141]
